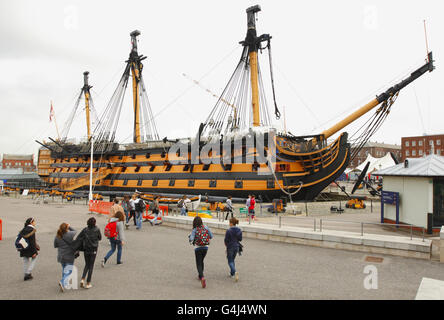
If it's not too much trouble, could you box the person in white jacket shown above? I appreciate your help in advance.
[101,211,126,267]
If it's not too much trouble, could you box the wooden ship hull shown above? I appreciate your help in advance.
[38,132,350,202]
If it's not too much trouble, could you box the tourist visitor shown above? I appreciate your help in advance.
[76,217,102,289]
[224,217,242,282]
[149,196,161,225]
[15,217,40,281]
[249,195,256,221]
[54,223,77,292]
[134,194,145,229]
[188,216,213,288]
[102,211,126,267]
[224,196,234,221]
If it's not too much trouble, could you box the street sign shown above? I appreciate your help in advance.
[381,190,400,225]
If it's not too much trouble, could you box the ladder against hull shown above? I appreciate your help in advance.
[57,167,111,191]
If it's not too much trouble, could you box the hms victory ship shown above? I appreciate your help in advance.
[36,5,434,202]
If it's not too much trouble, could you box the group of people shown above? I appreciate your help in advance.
[15,193,244,291]
[188,216,243,288]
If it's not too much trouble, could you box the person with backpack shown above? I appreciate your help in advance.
[76,217,101,289]
[134,194,145,229]
[188,216,213,288]
[224,217,242,282]
[102,211,126,267]
[54,223,77,292]
[16,217,40,281]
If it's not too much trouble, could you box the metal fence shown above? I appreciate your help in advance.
[274,216,426,241]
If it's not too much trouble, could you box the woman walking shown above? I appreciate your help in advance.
[54,223,77,292]
[149,196,160,225]
[224,217,242,282]
[77,217,101,289]
[188,216,213,288]
[102,211,126,267]
[16,217,40,281]
[224,196,234,221]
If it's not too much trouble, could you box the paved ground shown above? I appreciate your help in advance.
[1,195,444,300]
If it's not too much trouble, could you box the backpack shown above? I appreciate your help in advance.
[177,199,184,208]
[135,199,145,212]
[104,221,118,239]
[194,226,210,246]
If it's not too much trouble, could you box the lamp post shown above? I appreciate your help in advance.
[89,131,94,202]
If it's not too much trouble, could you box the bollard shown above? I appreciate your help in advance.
[314,218,316,231]
[279,216,282,228]
[361,223,364,236]
[320,219,322,232]
[371,199,373,213]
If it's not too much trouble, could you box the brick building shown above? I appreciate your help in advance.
[1,154,36,173]
[401,134,444,161]
[350,141,401,168]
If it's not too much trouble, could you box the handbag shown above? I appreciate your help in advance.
[238,243,243,256]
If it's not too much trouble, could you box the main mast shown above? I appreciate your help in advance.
[242,5,271,128]
[129,30,146,143]
[82,71,92,140]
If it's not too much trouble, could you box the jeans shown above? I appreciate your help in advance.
[181,207,187,216]
[82,253,97,283]
[136,211,143,229]
[124,210,130,224]
[227,247,238,276]
[149,209,160,225]
[194,247,208,279]
[104,238,122,263]
[61,263,74,288]
[23,256,37,275]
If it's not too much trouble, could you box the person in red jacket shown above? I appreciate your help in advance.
[249,195,256,221]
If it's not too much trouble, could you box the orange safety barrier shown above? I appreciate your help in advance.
[143,204,150,220]
[0,218,2,241]
[144,205,168,221]
[88,200,113,215]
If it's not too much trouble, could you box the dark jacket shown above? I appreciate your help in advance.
[18,225,39,258]
[224,226,242,250]
[77,226,102,254]
[54,227,77,264]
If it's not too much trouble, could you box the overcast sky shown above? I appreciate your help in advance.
[0,0,442,160]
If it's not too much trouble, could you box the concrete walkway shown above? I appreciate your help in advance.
[1,195,443,300]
